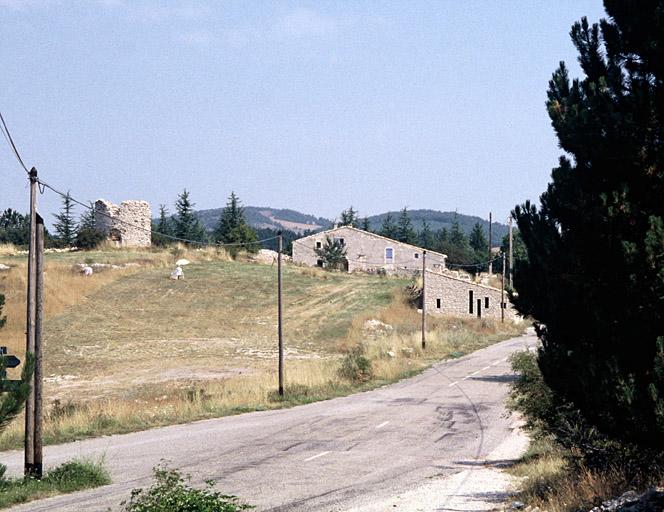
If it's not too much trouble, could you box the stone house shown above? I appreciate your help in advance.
[424,269,517,321]
[94,199,152,247]
[292,226,447,274]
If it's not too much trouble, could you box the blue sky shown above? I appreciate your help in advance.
[1,0,606,224]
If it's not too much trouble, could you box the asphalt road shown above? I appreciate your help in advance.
[2,332,536,511]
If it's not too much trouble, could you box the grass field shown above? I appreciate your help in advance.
[0,245,523,449]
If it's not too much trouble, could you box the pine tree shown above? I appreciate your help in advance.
[419,219,434,249]
[396,207,416,244]
[214,192,259,254]
[361,216,370,232]
[53,191,77,247]
[0,209,29,246]
[379,213,398,239]
[153,204,173,246]
[314,236,347,270]
[339,206,358,228]
[469,222,487,254]
[75,205,104,249]
[513,3,664,449]
[173,189,207,242]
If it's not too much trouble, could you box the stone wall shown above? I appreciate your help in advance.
[292,226,447,274]
[424,269,517,321]
[94,199,151,247]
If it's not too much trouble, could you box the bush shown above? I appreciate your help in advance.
[338,346,373,383]
[43,459,111,492]
[121,464,252,512]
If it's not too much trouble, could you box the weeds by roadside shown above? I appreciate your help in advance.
[0,458,110,509]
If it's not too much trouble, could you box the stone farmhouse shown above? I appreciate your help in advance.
[424,269,517,321]
[292,226,447,274]
[94,199,151,247]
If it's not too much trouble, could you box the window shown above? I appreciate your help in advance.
[468,290,474,314]
[316,259,324,267]
[485,297,490,309]
[477,299,482,318]
[334,237,345,246]
[414,253,419,259]
[436,298,441,309]
[385,247,394,262]
[316,241,322,249]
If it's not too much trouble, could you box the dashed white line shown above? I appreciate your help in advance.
[304,451,331,462]
[375,421,389,429]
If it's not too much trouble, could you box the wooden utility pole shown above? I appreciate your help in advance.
[501,253,506,323]
[421,250,426,349]
[33,214,44,478]
[277,232,284,397]
[24,168,37,477]
[488,212,493,274]
[508,215,514,289]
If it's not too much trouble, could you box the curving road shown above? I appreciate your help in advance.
[2,332,536,511]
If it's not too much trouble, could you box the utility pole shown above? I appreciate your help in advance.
[508,215,514,289]
[421,250,426,349]
[277,232,284,397]
[488,212,493,274]
[24,168,37,478]
[501,253,506,323]
[34,214,44,478]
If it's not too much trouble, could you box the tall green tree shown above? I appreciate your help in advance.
[468,222,487,254]
[419,219,434,250]
[396,207,416,244]
[339,206,358,228]
[379,213,398,239]
[152,204,173,246]
[314,236,347,270]
[513,2,664,449]
[0,209,29,246]
[173,189,206,242]
[53,191,77,247]
[214,192,259,254]
[75,205,104,250]
[360,216,371,232]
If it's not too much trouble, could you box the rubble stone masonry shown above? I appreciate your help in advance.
[94,199,151,247]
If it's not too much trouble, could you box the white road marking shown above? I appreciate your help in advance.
[448,381,458,387]
[376,421,389,429]
[304,451,331,462]
[481,365,491,371]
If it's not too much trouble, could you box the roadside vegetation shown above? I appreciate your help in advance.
[506,2,664,510]
[0,241,522,450]
[0,458,110,509]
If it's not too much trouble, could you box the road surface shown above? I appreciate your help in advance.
[2,332,536,511]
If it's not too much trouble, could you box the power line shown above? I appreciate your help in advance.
[38,178,278,248]
[0,110,30,174]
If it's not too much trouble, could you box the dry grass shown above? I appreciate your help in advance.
[0,247,523,450]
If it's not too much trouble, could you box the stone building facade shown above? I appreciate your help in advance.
[292,226,447,274]
[94,199,152,247]
[424,269,517,321]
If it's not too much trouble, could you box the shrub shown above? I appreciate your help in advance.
[338,346,373,383]
[43,459,111,492]
[121,464,252,512]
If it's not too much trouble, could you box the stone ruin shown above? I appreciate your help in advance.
[94,199,152,247]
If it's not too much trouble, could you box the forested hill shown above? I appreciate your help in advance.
[366,210,509,244]
[192,206,508,245]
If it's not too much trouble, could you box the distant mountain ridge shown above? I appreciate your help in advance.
[191,206,508,245]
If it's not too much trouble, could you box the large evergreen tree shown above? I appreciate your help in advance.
[0,209,29,246]
[513,2,664,449]
[339,206,358,228]
[468,222,487,254]
[419,219,434,250]
[379,213,398,239]
[75,205,104,249]
[53,192,77,247]
[173,189,206,242]
[152,204,173,246]
[396,207,416,244]
[214,192,258,254]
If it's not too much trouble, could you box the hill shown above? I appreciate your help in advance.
[191,207,508,246]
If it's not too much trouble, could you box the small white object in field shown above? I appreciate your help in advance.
[0,263,10,271]
[175,259,190,266]
[170,266,184,280]
[82,266,93,276]
[387,351,396,358]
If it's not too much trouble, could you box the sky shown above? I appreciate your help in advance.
[1,0,607,225]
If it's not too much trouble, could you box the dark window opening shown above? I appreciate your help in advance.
[468,290,474,314]
[414,253,419,259]
[477,298,482,318]
[436,298,441,309]
[316,259,324,267]
[316,241,322,249]
[485,297,490,309]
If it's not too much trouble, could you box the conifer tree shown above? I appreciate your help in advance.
[419,219,434,250]
[173,189,206,242]
[53,191,77,247]
[396,207,416,244]
[214,192,258,254]
[361,216,370,232]
[75,205,104,249]
[379,213,398,239]
[513,2,664,448]
[152,204,173,246]
[339,206,358,228]
[314,236,347,270]
[469,222,487,254]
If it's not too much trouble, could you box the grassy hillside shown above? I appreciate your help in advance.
[0,245,522,448]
